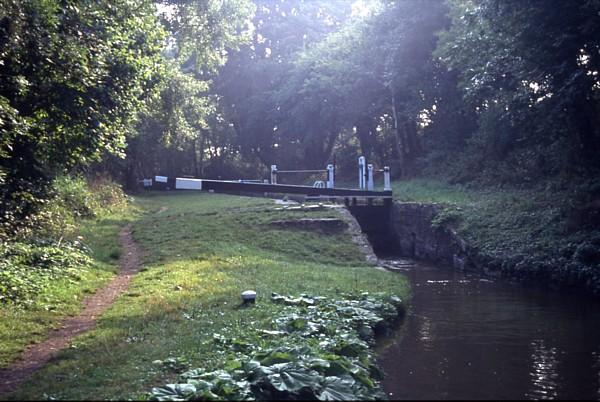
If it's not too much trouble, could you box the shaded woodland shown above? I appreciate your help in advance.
[3,1,600,214]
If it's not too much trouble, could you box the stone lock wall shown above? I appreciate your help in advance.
[344,201,497,275]
[347,205,399,256]
[390,202,481,273]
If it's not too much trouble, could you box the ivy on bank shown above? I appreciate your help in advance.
[150,292,404,401]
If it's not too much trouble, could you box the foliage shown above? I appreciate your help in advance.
[212,0,357,171]
[0,240,91,305]
[431,206,463,229]
[196,0,600,185]
[118,0,255,185]
[4,175,128,242]
[53,176,101,219]
[0,0,167,231]
[149,292,403,401]
[0,0,257,230]
[436,0,600,180]
[0,175,128,306]
[3,0,600,230]
[161,0,255,75]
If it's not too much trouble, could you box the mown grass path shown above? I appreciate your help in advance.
[0,225,142,397]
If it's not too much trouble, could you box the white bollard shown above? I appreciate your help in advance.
[326,164,334,189]
[384,166,391,191]
[271,165,277,184]
[241,290,257,304]
[358,156,366,190]
[367,164,374,191]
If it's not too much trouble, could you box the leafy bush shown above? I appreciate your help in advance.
[53,175,98,219]
[24,175,129,242]
[51,175,128,219]
[431,206,463,228]
[0,239,91,305]
[0,175,127,304]
[87,175,129,212]
[149,293,404,401]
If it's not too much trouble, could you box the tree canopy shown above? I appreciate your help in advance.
[2,0,599,232]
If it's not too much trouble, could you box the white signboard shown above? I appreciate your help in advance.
[155,175,168,183]
[175,178,202,190]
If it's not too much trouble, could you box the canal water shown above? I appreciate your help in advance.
[378,259,600,400]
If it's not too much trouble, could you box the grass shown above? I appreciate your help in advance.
[6,192,409,400]
[0,207,139,369]
[391,178,477,204]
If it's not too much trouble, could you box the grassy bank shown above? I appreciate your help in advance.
[0,185,137,368]
[391,178,600,295]
[6,192,408,400]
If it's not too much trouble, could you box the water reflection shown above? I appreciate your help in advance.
[378,259,600,400]
[417,315,434,351]
[526,339,559,399]
[594,349,600,398]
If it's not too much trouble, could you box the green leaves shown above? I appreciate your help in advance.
[259,363,320,393]
[316,377,356,401]
[258,350,295,366]
[151,384,197,401]
[149,293,403,401]
[0,239,92,305]
[435,0,600,177]
[271,292,319,306]
[0,0,168,234]
[1,0,168,168]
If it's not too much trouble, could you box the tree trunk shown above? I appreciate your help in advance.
[355,116,373,159]
[404,119,420,177]
[321,129,338,166]
[192,135,199,177]
[198,129,208,177]
[391,93,405,178]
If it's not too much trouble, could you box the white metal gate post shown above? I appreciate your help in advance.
[383,166,391,191]
[270,165,278,184]
[326,164,335,189]
[358,156,366,190]
[367,164,374,191]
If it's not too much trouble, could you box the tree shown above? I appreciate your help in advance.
[366,0,450,177]
[120,0,255,184]
[212,0,355,171]
[436,0,600,180]
[0,0,166,232]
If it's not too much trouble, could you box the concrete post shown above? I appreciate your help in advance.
[326,164,334,189]
[383,166,391,191]
[358,156,366,190]
[271,165,277,184]
[367,164,374,191]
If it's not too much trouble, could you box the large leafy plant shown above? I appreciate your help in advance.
[150,292,403,401]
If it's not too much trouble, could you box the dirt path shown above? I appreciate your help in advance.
[0,224,143,397]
